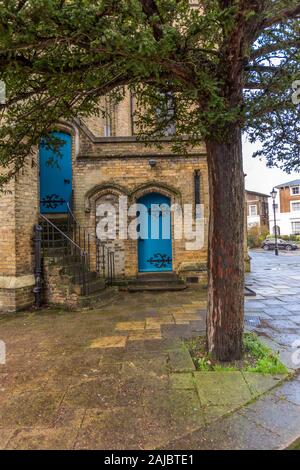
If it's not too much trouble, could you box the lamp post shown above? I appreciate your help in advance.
[271,188,279,256]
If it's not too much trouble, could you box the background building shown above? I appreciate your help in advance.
[246,190,270,233]
[269,179,300,236]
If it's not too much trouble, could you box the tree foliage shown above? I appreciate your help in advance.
[0,0,299,185]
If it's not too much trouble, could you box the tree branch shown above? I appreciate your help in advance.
[250,38,300,59]
[139,0,163,40]
[246,64,279,73]
[261,2,300,29]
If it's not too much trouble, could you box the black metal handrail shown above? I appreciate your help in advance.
[39,213,90,295]
[67,203,115,285]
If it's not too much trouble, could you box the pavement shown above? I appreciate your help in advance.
[245,249,300,371]
[0,250,299,450]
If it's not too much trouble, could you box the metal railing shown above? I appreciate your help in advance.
[67,203,115,285]
[39,214,90,295]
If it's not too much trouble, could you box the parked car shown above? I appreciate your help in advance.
[261,238,298,251]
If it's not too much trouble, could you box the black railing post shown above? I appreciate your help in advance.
[108,251,111,286]
[87,234,90,271]
[82,252,87,296]
[102,245,105,279]
[33,224,43,308]
[96,239,100,274]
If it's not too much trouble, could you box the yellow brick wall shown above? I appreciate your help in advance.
[0,156,38,311]
[73,131,209,278]
[0,175,16,277]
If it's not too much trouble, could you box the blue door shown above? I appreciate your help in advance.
[39,132,72,214]
[138,193,172,272]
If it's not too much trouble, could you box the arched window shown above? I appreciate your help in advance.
[103,95,116,137]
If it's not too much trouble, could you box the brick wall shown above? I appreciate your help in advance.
[72,127,209,280]
[0,176,16,277]
[0,156,38,312]
[279,187,300,213]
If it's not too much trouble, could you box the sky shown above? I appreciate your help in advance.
[243,137,300,195]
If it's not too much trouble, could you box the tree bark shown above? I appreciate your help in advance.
[205,127,245,361]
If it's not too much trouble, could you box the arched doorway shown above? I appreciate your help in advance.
[137,193,172,272]
[39,131,72,213]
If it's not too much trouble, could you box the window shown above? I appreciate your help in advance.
[103,96,116,137]
[292,222,300,235]
[104,122,111,137]
[291,201,300,212]
[291,186,300,195]
[249,205,257,216]
[156,92,176,136]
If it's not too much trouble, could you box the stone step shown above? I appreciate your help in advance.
[42,239,70,248]
[70,270,98,284]
[43,256,87,268]
[78,287,119,308]
[130,278,185,286]
[42,229,72,240]
[128,282,187,292]
[137,271,178,281]
[128,271,187,292]
[73,277,106,296]
[42,246,84,257]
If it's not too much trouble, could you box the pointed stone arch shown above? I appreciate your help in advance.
[85,182,130,213]
[130,181,182,205]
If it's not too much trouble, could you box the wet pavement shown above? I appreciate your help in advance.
[245,250,300,370]
[0,250,299,449]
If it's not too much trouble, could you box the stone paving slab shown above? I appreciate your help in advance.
[289,316,300,325]
[128,331,162,341]
[121,356,169,377]
[163,413,283,450]
[145,317,173,330]
[89,336,127,349]
[238,393,300,446]
[242,373,286,395]
[168,349,196,372]
[0,389,65,428]
[201,405,235,425]
[170,373,195,390]
[267,319,300,329]
[272,379,300,406]
[6,426,79,450]
[262,307,293,316]
[194,372,252,406]
[115,321,145,331]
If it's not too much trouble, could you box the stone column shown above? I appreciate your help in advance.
[0,156,39,312]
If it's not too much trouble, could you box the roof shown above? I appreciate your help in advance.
[276,179,300,189]
[245,190,270,198]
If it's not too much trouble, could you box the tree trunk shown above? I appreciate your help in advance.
[205,127,245,361]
